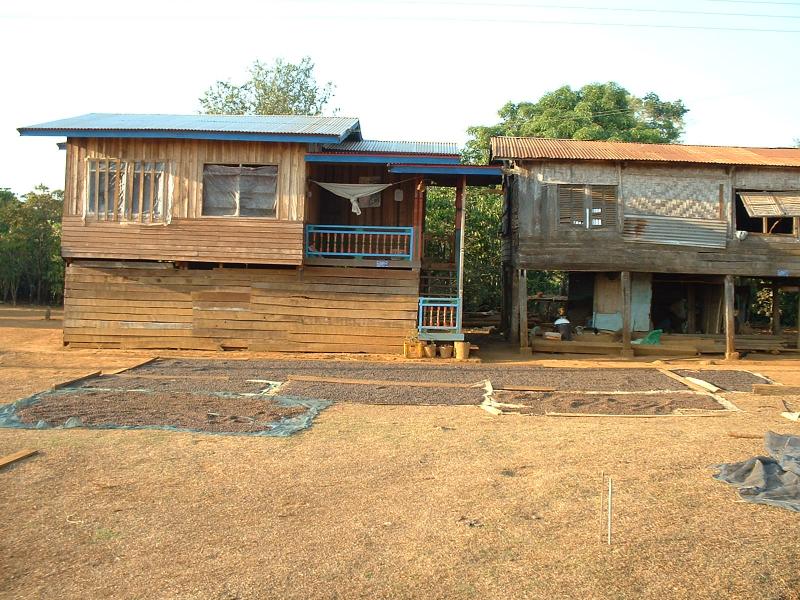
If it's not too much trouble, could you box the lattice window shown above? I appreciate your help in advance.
[558,184,618,230]
[589,185,618,229]
[558,185,586,228]
[86,159,169,223]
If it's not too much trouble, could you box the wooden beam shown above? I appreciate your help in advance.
[687,285,696,334]
[509,265,520,343]
[519,269,529,350]
[620,271,633,358]
[0,449,38,470]
[772,281,782,335]
[724,274,739,360]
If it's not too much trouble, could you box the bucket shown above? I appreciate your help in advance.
[423,344,437,359]
[415,341,425,358]
[403,340,415,358]
[454,341,470,360]
[439,345,454,359]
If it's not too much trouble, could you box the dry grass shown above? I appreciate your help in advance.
[2,306,800,599]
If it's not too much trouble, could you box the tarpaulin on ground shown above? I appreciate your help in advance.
[713,431,800,512]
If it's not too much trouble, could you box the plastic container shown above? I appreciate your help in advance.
[454,341,470,360]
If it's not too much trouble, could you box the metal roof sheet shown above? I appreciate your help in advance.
[19,113,362,143]
[322,139,459,156]
[491,137,800,168]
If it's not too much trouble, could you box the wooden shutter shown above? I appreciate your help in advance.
[739,192,783,217]
[589,185,618,229]
[558,185,585,228]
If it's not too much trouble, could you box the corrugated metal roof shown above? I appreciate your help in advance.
[19,113,361,142]
[322,139,459,156]
[491,137,800,168]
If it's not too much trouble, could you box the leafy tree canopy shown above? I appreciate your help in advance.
[200,56,335,116]
[464,82,688,162]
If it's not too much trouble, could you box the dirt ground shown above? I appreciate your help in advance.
[2,305,800,599]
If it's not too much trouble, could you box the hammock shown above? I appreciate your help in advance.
[312,181,395,215]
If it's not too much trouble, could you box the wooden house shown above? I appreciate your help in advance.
[19,113,500,353]
[491,136,800,358]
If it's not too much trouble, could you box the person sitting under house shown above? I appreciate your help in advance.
[554,307,572,341]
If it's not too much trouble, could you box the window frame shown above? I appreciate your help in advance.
[557,184,618,231]
[200,163,280,220]
[735,190,800,237]
[85,158,170,223]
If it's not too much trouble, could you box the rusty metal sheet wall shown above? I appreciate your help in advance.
[623,215,727,248]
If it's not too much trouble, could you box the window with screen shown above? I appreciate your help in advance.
[202,165,278,218]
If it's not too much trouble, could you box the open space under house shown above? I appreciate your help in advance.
[491,137,800,359]
[17,113,501,353]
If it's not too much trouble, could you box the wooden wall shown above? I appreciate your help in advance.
[63,261,419,353]
[306,163,415,227]
[508,160,800,277]
[63,138,307,265]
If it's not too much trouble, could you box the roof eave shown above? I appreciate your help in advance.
[305,153,461,165]
[18,128,347,144]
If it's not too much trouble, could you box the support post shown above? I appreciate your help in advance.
[519,269,528,351]
[772,281,782,335]
[455,176,467,333]
[686,285,696,334]
[509,265,520,343]
[620,271,633,358]
[797,291,800,350]
[725,274,739,360]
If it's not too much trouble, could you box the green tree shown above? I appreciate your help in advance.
[200,56,335,115]
[464,82,687,162]
[0,186,64,305]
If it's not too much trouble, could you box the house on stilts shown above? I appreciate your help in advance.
[491,136,800,358]
[18,113,501,352]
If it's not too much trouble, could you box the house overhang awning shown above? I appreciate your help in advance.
[389,164,503,187]
[305,153,460,165]
[739,192,800,217]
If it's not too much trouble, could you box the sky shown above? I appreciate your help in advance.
[1,0,799,195]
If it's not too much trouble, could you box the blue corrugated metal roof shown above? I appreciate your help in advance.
[18,113,362,143]
[322,139,458,156]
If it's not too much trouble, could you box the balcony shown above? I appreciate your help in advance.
[304,224,416,267]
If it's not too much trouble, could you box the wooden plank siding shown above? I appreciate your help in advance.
[61,215,303,265]
[63,138,307,265]
[63,262,420,353]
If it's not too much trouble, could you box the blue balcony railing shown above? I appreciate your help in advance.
[418,297,461,333]
[305,225,414,260]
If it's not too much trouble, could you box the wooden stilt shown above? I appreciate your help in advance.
[772,281,782,335]
[510,265,520,343]
[687,285,696,334]
[620,271,633,358]
[725,274,739,360]
[796,291,800,351]
[519,269,529,351]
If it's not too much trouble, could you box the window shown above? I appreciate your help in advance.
[736,191,800,235]
[202,164,278,217]
[558,184,617,230]
[86,159,168,222]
